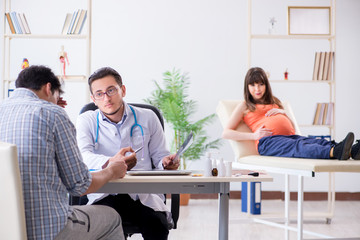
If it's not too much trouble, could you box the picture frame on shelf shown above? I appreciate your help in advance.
[288,6,331,35]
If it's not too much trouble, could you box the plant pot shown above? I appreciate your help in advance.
[180,193,190,206]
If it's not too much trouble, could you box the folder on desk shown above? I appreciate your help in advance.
[241,182,261,215]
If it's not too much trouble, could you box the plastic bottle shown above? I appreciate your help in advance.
[217,158,225,177]
[204,152,212,177]
[225,161,232,177]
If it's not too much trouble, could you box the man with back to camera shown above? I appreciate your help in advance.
[0,65,137,240]
[76,67,179,240]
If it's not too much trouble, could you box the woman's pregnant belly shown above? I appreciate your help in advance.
[261,114,295,136]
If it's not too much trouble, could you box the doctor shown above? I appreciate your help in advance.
[76,67,179,240]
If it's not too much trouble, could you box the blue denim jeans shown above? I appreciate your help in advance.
[258,135,334,159]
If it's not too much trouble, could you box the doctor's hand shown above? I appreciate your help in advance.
[108,147,137,171]
[162,154,180,170]
[253,125,272,140]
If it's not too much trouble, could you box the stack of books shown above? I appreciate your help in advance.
[313,102,334,125]
[5,12,31,34]
[312,52,334,81]
[61,9,87,35]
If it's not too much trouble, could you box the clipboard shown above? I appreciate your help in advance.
[174,131,193,161]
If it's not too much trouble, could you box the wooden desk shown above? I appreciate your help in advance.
[97,173,273,240]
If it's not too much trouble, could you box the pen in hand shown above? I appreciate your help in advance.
[134,146,143,154]
[125,146,143,156]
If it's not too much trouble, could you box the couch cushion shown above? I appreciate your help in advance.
[237,155,360,172]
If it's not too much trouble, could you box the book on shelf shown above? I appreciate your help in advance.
[324,102,334,125]
[313,102,334,125]
[10,12,22,34]
[71,9,82,34]
[73,10,87,34]
[17,12,26,34]
[322,102,329,125]
[6,12,30,34]
[326,52,334,80]
[322,52,330,80]
[21,13,31,34]
[78,10,87,34]
[313,103,321,125]
[312,51,335,81]
[317,52,325,81]
[312,52,321,80]
[5,13,16,34]
[318,103,326,125]
[63,9,87,35]
[67,10,78,34]
[62,13,73,35]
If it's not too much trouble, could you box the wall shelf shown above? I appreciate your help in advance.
[251,34,335,40]
[4,34,88,39]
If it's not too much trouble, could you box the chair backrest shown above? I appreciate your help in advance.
[0,142,27,240]
[216,100,301,160]
[79,102,164,130]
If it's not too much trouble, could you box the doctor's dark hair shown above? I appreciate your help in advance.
[244,67,282,111]
[15,65,63,94]
[88,67,123,94]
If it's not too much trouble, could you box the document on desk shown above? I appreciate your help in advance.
[127,170,192,176]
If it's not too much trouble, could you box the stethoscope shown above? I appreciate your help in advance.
[94,105,145,160]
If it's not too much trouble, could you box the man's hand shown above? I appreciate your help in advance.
[84,147,137,195]
[108,147,137,171]
[162,154,180,170]
[107,156,128,180]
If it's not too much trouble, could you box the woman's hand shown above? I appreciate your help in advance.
[253,125,272,140]
[265,108,285,117]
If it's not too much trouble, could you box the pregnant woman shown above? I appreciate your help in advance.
[222,67,359,160]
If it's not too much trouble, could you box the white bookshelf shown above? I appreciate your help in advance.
[1,0,92,122]
[247,0,336,138]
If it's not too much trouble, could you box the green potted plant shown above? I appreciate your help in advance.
[145,68,222,170]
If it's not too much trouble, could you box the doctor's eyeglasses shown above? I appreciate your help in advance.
[93,86,120,100]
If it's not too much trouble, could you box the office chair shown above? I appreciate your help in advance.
[70,102,180,238]
[0,142,27,240]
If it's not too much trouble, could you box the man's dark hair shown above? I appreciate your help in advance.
[15,65,63,94]
[88,67,123,94]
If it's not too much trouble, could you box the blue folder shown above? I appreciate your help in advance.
[241,182,261,215]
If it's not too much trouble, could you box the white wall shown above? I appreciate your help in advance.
[1,0,359,192]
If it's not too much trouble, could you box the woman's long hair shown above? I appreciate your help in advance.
[244,67,283,111]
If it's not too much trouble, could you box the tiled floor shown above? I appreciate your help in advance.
[128,199,360,240]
